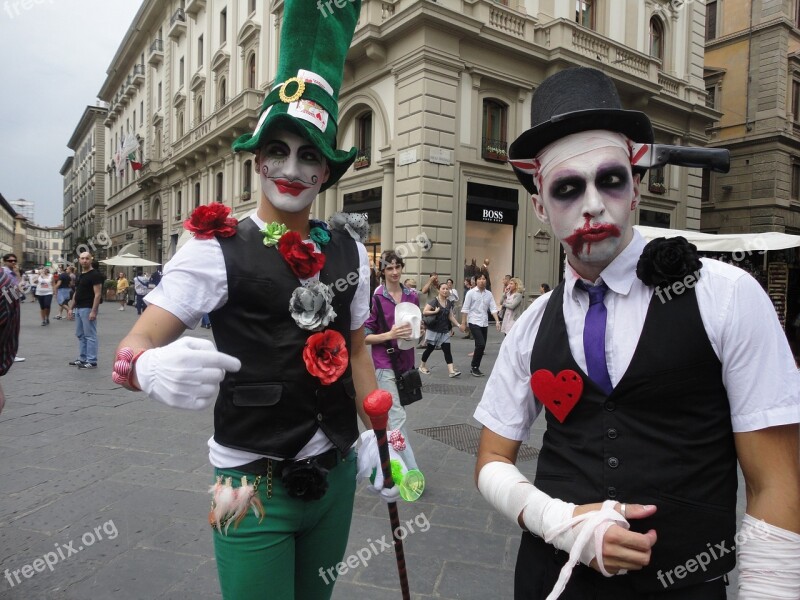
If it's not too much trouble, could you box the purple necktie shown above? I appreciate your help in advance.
[575,280,613,395]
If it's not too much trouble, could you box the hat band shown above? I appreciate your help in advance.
[262,82,339,125]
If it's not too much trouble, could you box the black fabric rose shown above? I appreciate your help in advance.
[281,461,330,501]
[636,236,703,288]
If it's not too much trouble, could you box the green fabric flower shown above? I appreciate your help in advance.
[309,226,331,247]
[262,222,288,247]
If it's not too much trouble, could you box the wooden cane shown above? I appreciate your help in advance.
[363,389,411,600]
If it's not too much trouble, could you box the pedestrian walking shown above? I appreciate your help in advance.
[133,271,149,315]
[116,272,129,311]
[55,267,72,319]
[364,250,421,471]
[460,273,500,377]
[35,268,53,326]
[67,252,103,369]
[500,277,524,335]
[419,281,462,377]
[474,67,800,600]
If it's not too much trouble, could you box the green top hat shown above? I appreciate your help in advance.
[232,0,361,191]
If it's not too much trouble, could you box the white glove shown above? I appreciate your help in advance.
[135,337,241,410]
[356,430,402,504]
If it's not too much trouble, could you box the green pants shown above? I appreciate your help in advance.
[212,452,356,599]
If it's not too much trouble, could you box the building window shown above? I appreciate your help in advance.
[649,166,666,194]
[175,191,182,219]
[194,182,201,208]
[248,54,256,89]
[639,209,671,229]
[576,0,595,29]
[792,163,800,200]
[355,112,372,169]
[140,101,144,125]
[220,8,227,43]
[701,170,711,203]
[649,16,664,61]
[706,0,717,41]
[158,82,162,109]
[218,78,227,108]
[793,80,800,122]
[216,172,224,203]
[249,0,256,14]
[196,97,203,124]
[177,110,184,137]
[243,160,253,199]
[705,85,717,109]
[482,99,508,161]
[198,35,204,67]
[179,57,185,86]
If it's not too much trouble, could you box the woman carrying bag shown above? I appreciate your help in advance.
[419,281,462,377]
[500,277,524,335]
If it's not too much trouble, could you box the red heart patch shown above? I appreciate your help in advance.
[530,369,583,423]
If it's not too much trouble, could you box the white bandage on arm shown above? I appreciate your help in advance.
[737,514,800,599]
[478,462,628,600]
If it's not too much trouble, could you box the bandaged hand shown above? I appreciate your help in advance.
[135,337,241,410]
[356,430,401,504]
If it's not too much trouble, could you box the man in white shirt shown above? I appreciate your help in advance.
[460,273,500,377]
[474,67,800,599]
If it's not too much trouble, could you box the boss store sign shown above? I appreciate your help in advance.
[466,182,518,226]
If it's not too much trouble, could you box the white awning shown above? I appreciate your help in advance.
[633,225,800,253]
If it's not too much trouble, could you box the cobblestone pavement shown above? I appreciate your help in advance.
[0,300,744,599]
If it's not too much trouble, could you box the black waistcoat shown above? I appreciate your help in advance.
[530,281,737,593]
[211,218,359,458]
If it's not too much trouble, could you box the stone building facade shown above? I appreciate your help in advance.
[702,0,800,236]
[92,0,715,292]
[62,105,109,262]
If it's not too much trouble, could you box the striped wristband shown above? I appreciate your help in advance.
[112,347,145,391]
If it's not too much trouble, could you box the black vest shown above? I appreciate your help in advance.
[211,218,359,458]
[531,281,738,593]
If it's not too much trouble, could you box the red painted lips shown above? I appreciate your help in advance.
[564,224,621,256]
[273,179,310,196]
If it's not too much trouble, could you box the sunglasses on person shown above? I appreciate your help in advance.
[5,259,16,263]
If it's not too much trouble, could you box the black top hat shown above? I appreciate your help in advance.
[509,67,654,194]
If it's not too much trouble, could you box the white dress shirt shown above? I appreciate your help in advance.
[146,212,371,467]
[461,287,499,327]
[474,231,800,440]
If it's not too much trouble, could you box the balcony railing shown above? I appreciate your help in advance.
[148,39,164,66]
[482,138,507,162]
[168,8,187,40]
[132,64,145,87]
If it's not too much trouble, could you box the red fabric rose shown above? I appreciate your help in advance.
[184,203,238,240]
[303,330,348,385]
[278,231,326,279]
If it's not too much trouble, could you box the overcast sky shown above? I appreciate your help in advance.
[0,0,141,227]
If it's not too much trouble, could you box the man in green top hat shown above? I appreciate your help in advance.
[115,1,403,598]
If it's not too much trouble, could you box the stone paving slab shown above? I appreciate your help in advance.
[0,300,747,599]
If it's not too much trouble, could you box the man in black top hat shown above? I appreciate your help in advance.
[473,67,800,599]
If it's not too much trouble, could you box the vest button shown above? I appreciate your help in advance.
[316,413,323,422]
[607,428,618,439]
[607,486,617,498]
[608,457,619,468]
[604,401,616,412]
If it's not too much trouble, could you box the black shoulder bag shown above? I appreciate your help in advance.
[373,299,423,406]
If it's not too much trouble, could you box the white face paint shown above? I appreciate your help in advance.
[256,129,330,213]
[533,145,639,271]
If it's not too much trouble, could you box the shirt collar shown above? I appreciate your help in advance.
[380,284,414,304]
[565,229,646,300]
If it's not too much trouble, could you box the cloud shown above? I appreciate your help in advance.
[0,0,140,226]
